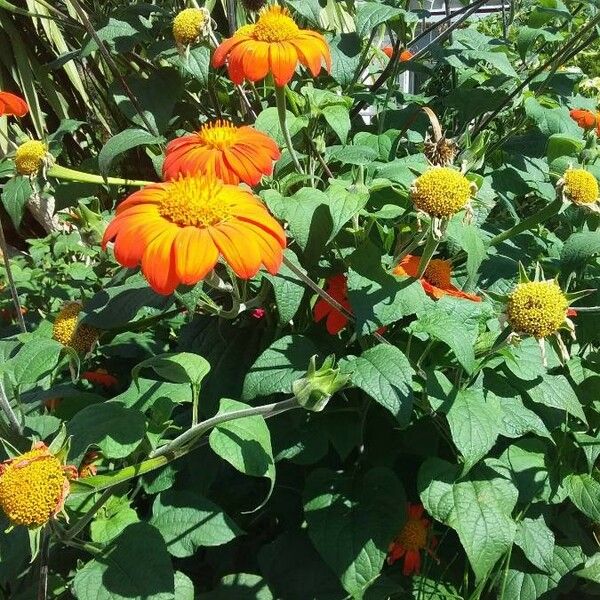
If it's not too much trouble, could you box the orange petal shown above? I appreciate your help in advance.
[241,40,270,82]
[226,220,283,274]
[227,42,251,84]
[141,224,180,295]
[0,91,28,117]
[212,35,247,68]
[269,42,298,87]
[173,227,219,284]
[208,224,262,279]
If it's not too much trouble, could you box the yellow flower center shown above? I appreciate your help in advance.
[15,140,47,176]
[0,448,67,528]
[252,6,299,42]
[563,168,599,205]
[412,167,472,218]
[236,24,256,37]
[423,259,452,288]
[52,301,98,354]
[173,8,206,45]
[506,280,568,339]
[159,176,233,228]
[396,518,428,552]
[197,120,238,150]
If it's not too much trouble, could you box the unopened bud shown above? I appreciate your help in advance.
[292,355,349,412]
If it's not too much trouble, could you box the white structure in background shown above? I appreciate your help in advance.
[360,0,511,124]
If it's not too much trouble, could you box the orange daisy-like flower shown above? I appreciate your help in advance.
[212,5,331,87]
[81,369,118,389]
[0,91,28,117]
[569,108,597,131]
[382,46,413,61]
[163,120,281,186]
[102,175,286,295]
[393,255,481,302]
[313,274,351,335]
[388,503,437,576]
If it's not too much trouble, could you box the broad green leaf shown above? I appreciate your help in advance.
[355,2,404,38]
[564,473,600,521]
[255,106,307,147]
[343,345,414,426]
[72,523,174,600]
[504,338,547,381]
[546,134,584,163]
[286,0,321,24]
[243,335,319,400]
[133,352,210,387]
[90,496,140,544]
[328,33,362,87]
[177,45,211,85]
[6,338,63,387]
[209,398,275,490]
[264,250,305,325]
[68,402,146,464]
[514,516,555,573]
[525,375,587,424]
[174,572,195,600]
[304,467,405,599]
[1,176,32,229]
[417,458,459,524]
[112,378,192,411]
[323,104,350,144]
[524,98,582,137]
[326,181,370,242]
[489,393,551,440]
[516,26,561,60]
[149,490,241,558]
[561,231,600,272]
[198,573,274,600]
[98,128,163,176]
[576,553,600,584]
[328,145,378,166]
[446,220,487,283]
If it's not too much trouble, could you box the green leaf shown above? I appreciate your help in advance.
[67,402,147,464]
[514,516,555,573]
[524,98,582,137]
[98,128,163,177]
[322,104,350,144]
[286,0,321,25]
[445,387,500,473]
[343,345,414,426]
[149,490,241,558]
[6,338,63,387]
[560,231,600,273]
[243,335,319,400]
[446,220,487,283]
[209,398,275,491]
[255,106,307,147]
[524,374,587,424]
[504,338,547,381]
[264,250,305,325]
[177,45,211,85]
[564,473,600,521]
[576,553,600,584]
[1,176,32,229]
[198,573,274,600]
[72,523,174,600]
[355,2,404,38]
[112,378,192,412]
[326,181,370,242]
[328,33,362,87]
[133,352,210,387]
[546,134,584,163]
[90,496,140,544]
[174,572,195,600]
[304,467,406,599]
[516,26,561,60]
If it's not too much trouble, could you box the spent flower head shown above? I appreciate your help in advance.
[173,8,209,46]
[15,140,51,176]
[558,167,600,213]
[52,301,99,355]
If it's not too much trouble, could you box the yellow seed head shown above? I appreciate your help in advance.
[15,140,47,176]
[173,8,206,45]
[0,447,68,528]
[506,280,568,339]
[411,167,472,218]
[563,168,599,205]
[52,301,98,354]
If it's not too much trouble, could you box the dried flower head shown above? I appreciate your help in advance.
[52,301,99,354]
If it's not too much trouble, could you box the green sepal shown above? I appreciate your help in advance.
[28,526,42,563]
[484,290,509,303]
[0,438,22,459]
[566,289,595,303]
[518,262,531,283]
[533,262,545,282]
[48,424,71,464]
[292,355,350,412]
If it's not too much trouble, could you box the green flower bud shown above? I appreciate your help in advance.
[292,355,349,412]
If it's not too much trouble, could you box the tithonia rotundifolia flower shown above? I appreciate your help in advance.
[393,255,481,302]
[52,301,99,354]
[172,7,209,46]
[388,503,437,576]
[0,442,77,528]
[163,120,280,185]
[0,91,28,117]
[569,108,598,131]
[102,175,286,295]
[15,139,50,176]
[382,46,413,62]
[212,5,331,87]
[313,274,352,335]
[558,167,599,213]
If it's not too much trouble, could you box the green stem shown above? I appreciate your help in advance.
[0,381,23,435]
[191,384,199,427]
[48,164,152,187]
[62,488,114,541]
[0,216,26,333]
[275,85,303,173]
[416,229,441,277]
[489,198,562,247]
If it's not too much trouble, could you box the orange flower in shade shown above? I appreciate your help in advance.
[212,5,331,87]
[163,120,280,185]
[388,503,437,576]
[313,274,351,334]
[81,369,118,388]
[569,108,597,130]
[393,255,481,302]
[102,175,286,295]
[382,46,413,61]
[0,91,28,117]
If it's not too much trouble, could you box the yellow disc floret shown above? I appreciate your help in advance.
[15,140,47,176]
[563,168,599,205]
[411,167,473,218]
[173,8,206,45]
[0,446,68,528]
[252,6,299,42]
[423,259,453,288]
[395,517,428,551]
[506,280,568,339]
[52,301,98,354]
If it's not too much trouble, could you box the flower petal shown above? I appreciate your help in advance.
[269,42,298,87]
[208,223,262,279]
[141,224,180,295]
[173,227,219,284]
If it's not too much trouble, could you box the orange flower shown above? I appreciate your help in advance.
[382,46,413,61]
[393,255,481,302]
[570,108,597,130]
[163,120,280,185]
[0,91,28,117]
[313,274,351,334]
[388,503,436,576]
[102,174,286,295]
[212,5,331,87]
[81,369,118,388]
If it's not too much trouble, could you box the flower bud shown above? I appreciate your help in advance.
[292,355,349,412]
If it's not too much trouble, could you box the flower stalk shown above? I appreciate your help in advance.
[275,85,303,173]
[48,164,151,187]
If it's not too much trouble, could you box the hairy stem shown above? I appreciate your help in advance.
[48,164,151,187]
[275,85,303,173]
[0,217,26,333]
[0,380,23,435]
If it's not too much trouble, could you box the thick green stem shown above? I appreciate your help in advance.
[489,198,562,248]
[191,384,199,427]
[0,216,26,333]
[48,164,152,187]
[275,85,303,173]
[416,229,441,277]
[0,381,23,435]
